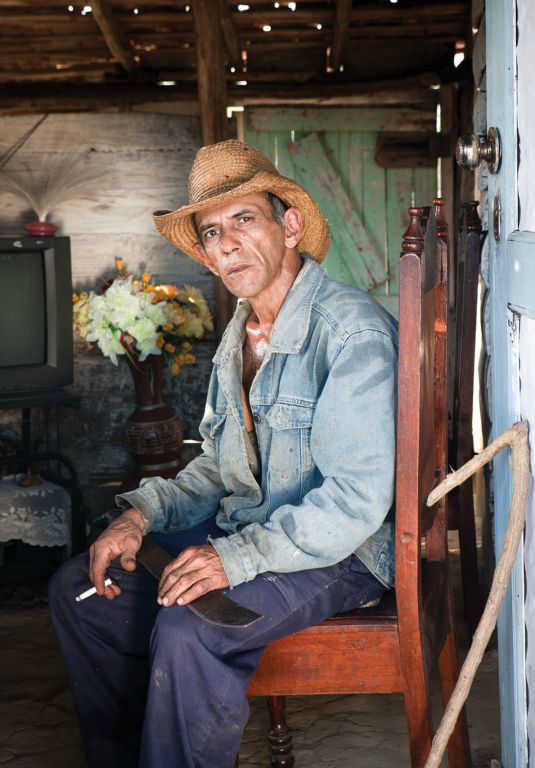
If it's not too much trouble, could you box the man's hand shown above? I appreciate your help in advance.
[88,508,145,600]
[158,544,229,607]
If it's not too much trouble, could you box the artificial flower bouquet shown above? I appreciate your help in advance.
[72,259,213,376]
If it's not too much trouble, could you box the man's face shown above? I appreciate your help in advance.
[193,192,302,301]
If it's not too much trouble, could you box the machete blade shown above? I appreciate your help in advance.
[136,537,263,628]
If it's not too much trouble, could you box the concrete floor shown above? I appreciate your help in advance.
[0,576,500,768]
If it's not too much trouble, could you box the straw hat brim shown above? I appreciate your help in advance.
[153,170,330,263]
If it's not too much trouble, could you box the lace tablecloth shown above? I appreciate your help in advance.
[0,475,71,549]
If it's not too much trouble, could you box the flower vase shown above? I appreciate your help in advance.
[123,354,183,490]
[24,220,59,236]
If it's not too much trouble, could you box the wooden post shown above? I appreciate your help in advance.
[192,0,229,147]
[192,0,236,337]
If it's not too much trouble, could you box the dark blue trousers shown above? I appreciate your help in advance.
[49,518,385,768]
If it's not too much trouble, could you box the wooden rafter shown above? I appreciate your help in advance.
[216,0,242,69]
[90,0,137,73]
[0,0,471,92]
[330,0,352,72]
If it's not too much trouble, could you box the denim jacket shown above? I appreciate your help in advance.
[117,258,398,588]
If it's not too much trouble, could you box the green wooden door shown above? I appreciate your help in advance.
[244,108,437,317]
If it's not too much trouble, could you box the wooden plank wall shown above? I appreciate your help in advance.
[245,107,437,318]
[0,112,215,519]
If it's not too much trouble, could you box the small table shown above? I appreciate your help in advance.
[0,474,72,551]
[0,390,86,554]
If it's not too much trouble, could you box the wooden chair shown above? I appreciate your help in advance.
[448,201,484,636]
[244,201,471,768]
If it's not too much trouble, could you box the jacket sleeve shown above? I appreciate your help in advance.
[115,368,227,532]
[210,328,397,587]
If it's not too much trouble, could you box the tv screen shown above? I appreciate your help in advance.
[0,251,47,367]
[0,236,73,403]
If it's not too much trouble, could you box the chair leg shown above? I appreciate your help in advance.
[458,479,483,636]
[438,619,471,766]
[400,645,434,768]
[267,696,294,767]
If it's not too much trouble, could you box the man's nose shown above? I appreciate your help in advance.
[219,227,241,255]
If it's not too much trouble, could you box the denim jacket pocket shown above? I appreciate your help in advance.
[265,402,315,480]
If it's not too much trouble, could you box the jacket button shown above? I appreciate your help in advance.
[253,414,261,424]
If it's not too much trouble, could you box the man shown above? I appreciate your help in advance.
[49,140,397,768]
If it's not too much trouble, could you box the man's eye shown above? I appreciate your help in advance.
[239,215,252,223]
[204,229,218,239]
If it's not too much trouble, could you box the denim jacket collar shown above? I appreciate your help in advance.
[213,257,325,366]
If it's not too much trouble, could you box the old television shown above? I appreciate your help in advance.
[0,236,73,403]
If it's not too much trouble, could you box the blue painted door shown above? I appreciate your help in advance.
[487,0,535,764]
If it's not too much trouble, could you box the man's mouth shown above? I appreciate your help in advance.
[226,264,250,278]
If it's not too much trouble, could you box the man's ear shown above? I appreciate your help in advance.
[193,243,220,276]
[283,207,303,249]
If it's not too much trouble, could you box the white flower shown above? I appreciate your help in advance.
[88,325,124,365]
[127,317,161,360]
[74,266,211,375]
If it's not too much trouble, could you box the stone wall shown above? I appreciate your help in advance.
[0,112,215,520]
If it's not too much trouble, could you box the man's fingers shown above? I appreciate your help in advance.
[91,547,116,594]
[170,579,213,606]
[87,513,144,596]
[159,549,200,583]
[160,573,215,607]
[103,582,122,600]
[158,562,211,603]
[120,552,137,572]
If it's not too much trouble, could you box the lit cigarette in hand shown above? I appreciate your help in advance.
[75,578,113,602]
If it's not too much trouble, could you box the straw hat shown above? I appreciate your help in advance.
[153,140,330,263]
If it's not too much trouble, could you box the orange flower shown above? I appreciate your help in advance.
[156,334,165,349]
[72,293,80,304]
[164,342,176,353]
[184,353,196,365]
[182,341,192,351]
[171,362,180,376]
[162,323,173,332]
[141,271,151,284]
[115,257,125,271]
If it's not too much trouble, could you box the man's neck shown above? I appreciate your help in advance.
[247,255,302,327]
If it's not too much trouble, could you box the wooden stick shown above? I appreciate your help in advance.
[424,420,530,768]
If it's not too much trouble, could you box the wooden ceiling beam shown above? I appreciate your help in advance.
[0,73,439,113]
[0,4,468,28]
[157,69,317,84]
[330,0,352,72]
[90,0,138,73]
[216,0,242,68]
[0,66,113,82]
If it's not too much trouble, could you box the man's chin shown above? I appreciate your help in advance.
[221,274,259,299]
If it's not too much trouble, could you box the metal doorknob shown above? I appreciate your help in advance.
[455,127,501,174]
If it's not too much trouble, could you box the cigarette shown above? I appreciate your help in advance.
[75,578,113,602]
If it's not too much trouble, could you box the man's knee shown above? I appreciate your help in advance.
[152,603,242,662]
[48,553,88,610]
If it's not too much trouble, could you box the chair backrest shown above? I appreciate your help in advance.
[452,201,483,467]
[395,201,449,618]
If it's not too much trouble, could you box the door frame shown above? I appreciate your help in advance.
[487,0,528,763]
